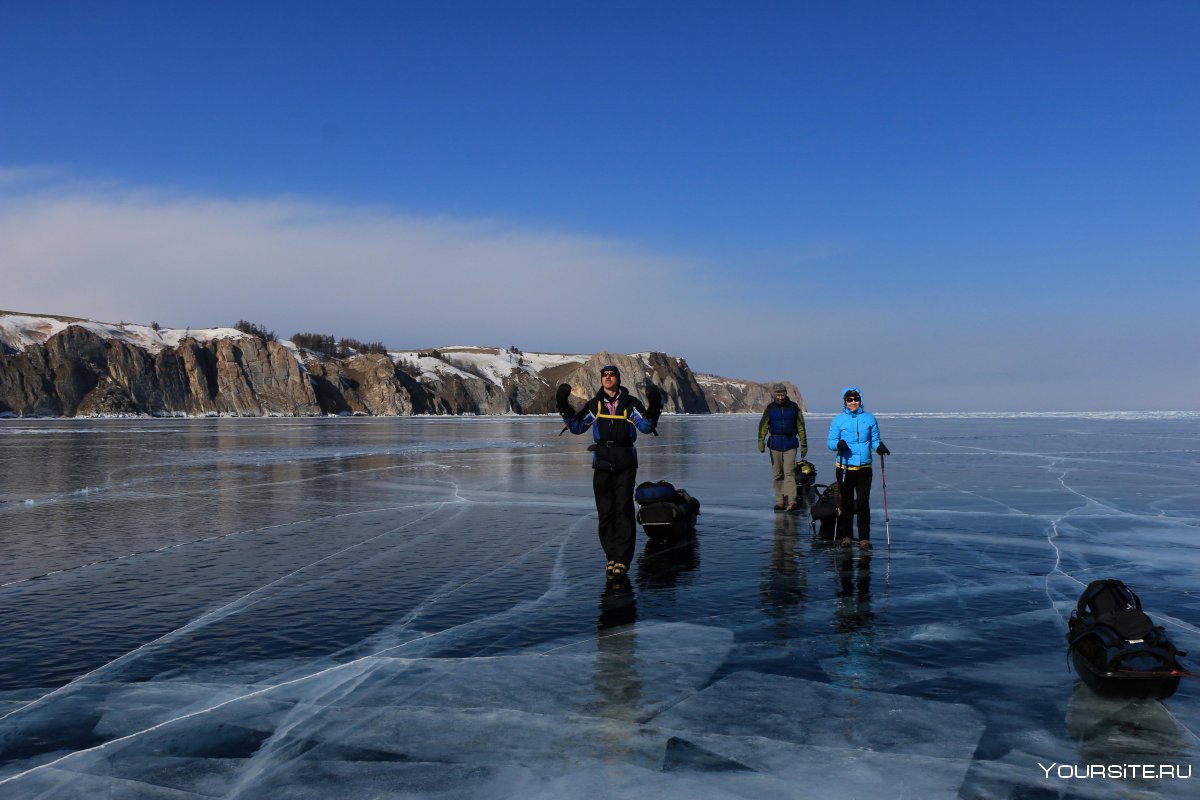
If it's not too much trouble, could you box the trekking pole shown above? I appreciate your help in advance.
[880,453,890,545]
[836,455,846,520]
[840,453,849,534]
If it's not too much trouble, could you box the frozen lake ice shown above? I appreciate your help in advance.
[0,413,1196,798]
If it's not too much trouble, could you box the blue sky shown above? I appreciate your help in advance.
[2,1,1197,411]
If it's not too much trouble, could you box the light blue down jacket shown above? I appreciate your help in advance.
[826,386,881,468]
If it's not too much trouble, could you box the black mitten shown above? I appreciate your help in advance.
[644,381,662,431]
[876,443,890,456]
[555,383,575,417]
[645,381,662,417]
[837,439,852,458]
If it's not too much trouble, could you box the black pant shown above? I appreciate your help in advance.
[835,466,872,540]
[593,468,637,566]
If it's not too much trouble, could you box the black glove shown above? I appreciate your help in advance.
[645,381,662,417]
[876,443,890,456]
[555,383,575,417]
[644,381,662,433]
[837,439,851,458]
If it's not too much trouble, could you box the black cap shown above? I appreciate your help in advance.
[600,365,620,380]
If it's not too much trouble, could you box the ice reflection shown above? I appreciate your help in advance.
[824,547,878,690]
[636,532,700,592]
[759,513,808,639]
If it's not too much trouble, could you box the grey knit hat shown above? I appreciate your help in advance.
[772,382,786,393]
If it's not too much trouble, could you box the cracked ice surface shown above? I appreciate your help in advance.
[0,414,1197,798]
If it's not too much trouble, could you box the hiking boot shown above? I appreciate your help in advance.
[773,503,786,512]
[859,539,872,550]
[605,560,616,578]
[786,502,799,512]
[840,538,852,548]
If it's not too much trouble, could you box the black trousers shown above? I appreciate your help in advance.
[835,465,872,540]
[593,467,637,566]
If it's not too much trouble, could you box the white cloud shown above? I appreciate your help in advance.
[0,165,65,188]
[0,175,801,376]
[2,181,661,332]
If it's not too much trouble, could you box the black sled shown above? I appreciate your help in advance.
[635,480,700,543]
[1066,579,1188,700]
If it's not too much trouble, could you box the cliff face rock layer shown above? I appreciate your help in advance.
[0,327,321,417]
[0,315,801,417]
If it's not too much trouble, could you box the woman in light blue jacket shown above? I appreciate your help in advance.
[827,386,888,548]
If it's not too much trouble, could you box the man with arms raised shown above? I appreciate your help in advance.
[558,365,661,579]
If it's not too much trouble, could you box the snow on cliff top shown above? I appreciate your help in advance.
[695,373,753,389]
[0,314,68,349]
[388,346,587,386]
[0,312,246,353]
[1,312,686,391]
[0,314,599,387]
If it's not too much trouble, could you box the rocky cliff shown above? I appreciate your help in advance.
[0,313,802,418]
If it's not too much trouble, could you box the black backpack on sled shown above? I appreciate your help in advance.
[793,459,817,500]
[809,482,840,540]
[635,480,700,543]
[1066,578,1188,700]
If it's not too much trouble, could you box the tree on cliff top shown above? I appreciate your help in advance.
[233,320,276,342]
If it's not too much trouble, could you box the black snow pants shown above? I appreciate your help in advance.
[593,467,638,566]
[835,465,873,541]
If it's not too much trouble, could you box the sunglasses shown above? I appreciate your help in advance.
[845,397,861,402]
[601,371,618,377]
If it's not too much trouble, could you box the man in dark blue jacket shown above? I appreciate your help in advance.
[758,383,807,512]
[561,365,658,579]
